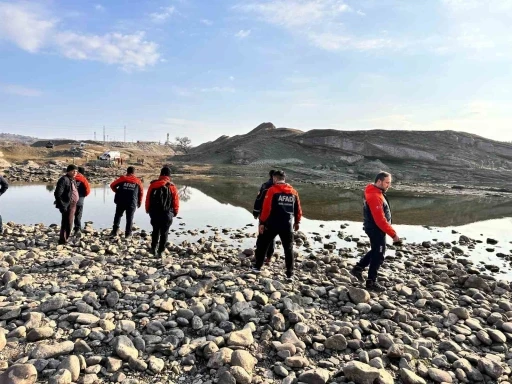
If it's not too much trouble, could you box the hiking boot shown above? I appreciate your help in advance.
[350,266,364,282]
[285,272,294,282]
[251,266,261,274]
[109,229,118,237]
[264,257,271,265]
[125,233,132,239]
[366,279,386,292]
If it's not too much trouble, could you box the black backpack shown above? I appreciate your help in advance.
[149,182,173,213]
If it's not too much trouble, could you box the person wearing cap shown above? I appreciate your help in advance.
[74,166,91,234]
[0,175,8,234]
[145,166,180,257]
[252,170,276,264]
[252,170,302,281]
[110,166,144,238]
[54,164,79,244]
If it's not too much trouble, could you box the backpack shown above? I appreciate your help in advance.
[149,182,173,213]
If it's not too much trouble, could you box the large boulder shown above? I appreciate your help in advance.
[0,364,37,384]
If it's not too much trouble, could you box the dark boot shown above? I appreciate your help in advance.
[350,266,364,282]
[110,228,119,237]
[366,279,386,292]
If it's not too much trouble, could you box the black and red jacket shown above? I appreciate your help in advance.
[363,184,396,237]
[110,174,144,208]
[260,182,302,231]
[252,178,273,218]
[145,176,180,215]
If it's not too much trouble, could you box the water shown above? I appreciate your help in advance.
[2,178,511,277]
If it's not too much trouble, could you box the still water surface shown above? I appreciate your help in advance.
[2,178,511,277]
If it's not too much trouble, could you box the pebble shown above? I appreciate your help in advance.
[0,222,509,384]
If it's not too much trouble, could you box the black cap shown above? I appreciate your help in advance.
[66,164,78,172]
[78,166,85,174]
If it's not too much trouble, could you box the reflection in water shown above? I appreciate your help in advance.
[179,186,192,202]
[4,178,512,229]
[182,178,512,227]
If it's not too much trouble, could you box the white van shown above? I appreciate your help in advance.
[99,151,121,160]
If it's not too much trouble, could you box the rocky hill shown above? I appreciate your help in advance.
[179,123,512,186]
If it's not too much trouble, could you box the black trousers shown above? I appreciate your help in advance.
[255,228,294,276]
[150,213,173,253]
[113,204,136,235]
[256,234,275,260]
[356,230,387,281]
[74,204,84,231]
[59,204,76,244]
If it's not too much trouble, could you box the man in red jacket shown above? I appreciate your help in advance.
[74,166,91,234]
[145,166,180,257]
[252,170,302,281]
[110,166,144,238]
[351,172,400,291]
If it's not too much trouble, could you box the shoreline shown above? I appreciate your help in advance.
[3,160,512,198]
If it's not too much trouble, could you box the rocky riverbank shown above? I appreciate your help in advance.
[0,222,511,384]
[4,160,124,185]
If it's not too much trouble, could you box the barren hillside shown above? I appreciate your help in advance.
[178,123,512,186]
[0,133,38,145]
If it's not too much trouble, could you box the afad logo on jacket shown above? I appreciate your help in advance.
[122,182,137,190]
[278,194,295,205]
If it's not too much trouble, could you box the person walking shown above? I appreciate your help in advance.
[110,166,144,238]
[54,165,79,245]
[74,166,91,233]
[252,170,302,281]
[252,170,276,264]
[145,166,179,257]
[0,175,9,233]
[350,171,400,292]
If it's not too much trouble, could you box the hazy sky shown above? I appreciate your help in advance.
[0,0,511,144]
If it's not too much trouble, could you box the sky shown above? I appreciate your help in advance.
[0,0,512,144]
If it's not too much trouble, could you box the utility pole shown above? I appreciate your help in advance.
[124,125,126,143]
[94,131,96,141]
[103,126,106,144]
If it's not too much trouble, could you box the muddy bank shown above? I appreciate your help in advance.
[0,221,511,383]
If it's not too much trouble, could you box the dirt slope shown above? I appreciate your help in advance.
[178,123,512,186]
